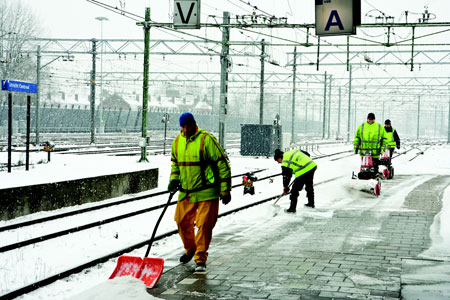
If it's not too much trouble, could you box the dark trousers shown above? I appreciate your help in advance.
[373,158,379,174]
[289,166,317,209]
[388,148,394,160]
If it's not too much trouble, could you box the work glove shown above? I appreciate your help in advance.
[220,191,231,205]
[283,187,290,194]
[396,145,400,149]
[168,179,180,192]
[354,148,359,154]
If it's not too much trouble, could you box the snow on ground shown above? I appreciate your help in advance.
[66,276,161,300]
[1,142,450,299]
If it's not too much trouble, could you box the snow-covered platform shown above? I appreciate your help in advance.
[142,174,450,299]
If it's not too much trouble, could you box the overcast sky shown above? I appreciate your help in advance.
[21,0,450,40]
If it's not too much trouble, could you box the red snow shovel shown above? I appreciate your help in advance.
[109,190,177,287]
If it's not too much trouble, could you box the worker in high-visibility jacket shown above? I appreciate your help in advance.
[384,119,400,158]
[274,148,317,212]
[353,112,388,174]
[168,112,231,272]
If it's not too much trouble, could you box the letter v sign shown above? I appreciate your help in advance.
[176,2,195,23]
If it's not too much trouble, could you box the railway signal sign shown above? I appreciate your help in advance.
[315,0,361,36]
[173,0,200,29]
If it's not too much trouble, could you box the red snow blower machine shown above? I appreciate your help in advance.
[378,149,394,180]
[351,150,381,196]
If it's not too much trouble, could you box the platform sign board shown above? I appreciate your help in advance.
[315,0,361,36]
[173,0,200,29]
[1,80,37,93]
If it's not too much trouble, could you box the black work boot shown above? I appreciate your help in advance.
[304,199,315,208]
[285,199,297,213]
[180,252,194,264]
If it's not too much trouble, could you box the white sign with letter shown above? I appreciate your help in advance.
[315,0,359,36]
[174,0,200,29]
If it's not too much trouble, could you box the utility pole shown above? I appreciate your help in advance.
[434,105,437,138]
[219,11,230,149]
[337,87,341,137]
[35,45,41,145]
[327,75,332,139]
[90,39,97,144]
[305,101,308,133]
[139,7,150,162]
[322,71,327,139]
[319,102,322,136]
[96,16,109,134]
[278,95,281,116]
[417,95,421,140]
[448,94,450,143]
[259,39,265,125]
[291,46,297,145]
[347,65,352,142]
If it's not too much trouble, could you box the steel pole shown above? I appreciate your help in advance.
[139,7,150,162]
[327,75,332,139]
[347,65,352,142]
[35,45,41,145]
[291,47,297,145]
[90,39,97,144]
[26,95,31,171]
[448,94,450,143]
[259,39,265,125]
[219,11,230,149]
[7,93,12,173]
[337,87,341,137]
[417,95,421,140]
[322,72,327,139]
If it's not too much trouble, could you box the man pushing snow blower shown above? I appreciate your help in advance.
[352,113,388,196]
[378,119,401,179]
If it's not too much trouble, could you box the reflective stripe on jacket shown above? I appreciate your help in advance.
[353,121,387,158]
[281,149,317,178]
[170,127,231,203]
[386,128,396,148]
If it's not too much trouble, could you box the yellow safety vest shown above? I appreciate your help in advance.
[170,127,231,203]
[386,128,396,148]
[353,121,387,158]
[281,149,317,178]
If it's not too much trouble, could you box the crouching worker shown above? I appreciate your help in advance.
[274,148,317,212]
[168,112,232,272]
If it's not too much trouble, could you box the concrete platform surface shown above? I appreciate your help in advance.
[146,175,450,300]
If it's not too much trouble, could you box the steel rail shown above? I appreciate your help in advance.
[0,169,267,233]
[0,148,355,252]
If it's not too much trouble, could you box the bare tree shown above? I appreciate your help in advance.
[0,0,40,81]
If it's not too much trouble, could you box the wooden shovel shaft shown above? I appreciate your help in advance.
[273,180,294,205]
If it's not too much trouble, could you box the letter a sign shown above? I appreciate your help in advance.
[315,0,361,36]
[174,0,200,29]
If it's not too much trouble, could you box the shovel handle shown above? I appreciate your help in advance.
[273,180,294,205]
[273,193,285,205]
[144,190,176,258]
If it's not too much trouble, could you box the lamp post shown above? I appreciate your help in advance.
[95,16,108,134]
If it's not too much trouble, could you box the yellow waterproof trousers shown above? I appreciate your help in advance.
[174,197,219,264]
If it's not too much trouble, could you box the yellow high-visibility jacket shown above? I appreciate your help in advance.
[353,121,387,158]
[386,128,397,148]
[170,127,231,203]
[281,149,317,178]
